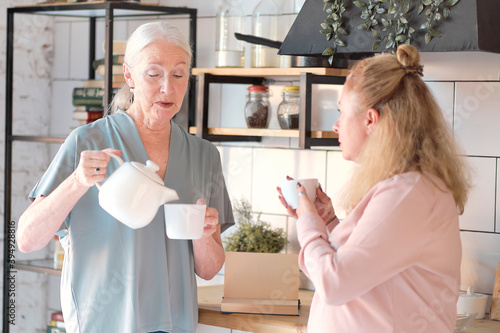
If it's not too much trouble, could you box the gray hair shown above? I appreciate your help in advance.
[108,21,192,114]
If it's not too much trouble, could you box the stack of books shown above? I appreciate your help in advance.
[71,41,126,126]
[46,311,65,332]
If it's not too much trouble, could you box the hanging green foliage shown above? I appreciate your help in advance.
[320,0,460,58]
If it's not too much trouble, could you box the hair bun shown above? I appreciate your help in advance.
[397,44,423,77]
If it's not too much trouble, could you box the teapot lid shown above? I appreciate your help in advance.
[131,160,164,185]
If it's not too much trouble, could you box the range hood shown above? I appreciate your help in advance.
[279,0,500,60]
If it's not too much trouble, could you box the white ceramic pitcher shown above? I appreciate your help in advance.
[96,153,179,229]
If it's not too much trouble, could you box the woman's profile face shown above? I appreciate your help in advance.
[126,40,190,124]
[332,84,371,162]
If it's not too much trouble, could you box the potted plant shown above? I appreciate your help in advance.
[221,199,300,315]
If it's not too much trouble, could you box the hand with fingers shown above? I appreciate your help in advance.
[197,198,219,238]
[277,175,336,224]
[73,148,123,187]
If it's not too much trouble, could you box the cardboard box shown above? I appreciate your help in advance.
[221,252,300,316]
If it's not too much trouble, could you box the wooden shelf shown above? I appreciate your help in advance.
[15,259,61,276]
[188,127,338,139]
[192,67,350,77]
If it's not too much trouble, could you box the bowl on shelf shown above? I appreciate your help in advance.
[454,312,477,332]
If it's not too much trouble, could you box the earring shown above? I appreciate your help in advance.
[130,87,134,93]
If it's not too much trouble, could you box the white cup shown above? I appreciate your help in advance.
[279,178,318,209]
[164,204,206,239]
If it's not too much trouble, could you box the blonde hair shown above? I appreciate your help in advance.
[341,45,470,214]
[108,21,192,114]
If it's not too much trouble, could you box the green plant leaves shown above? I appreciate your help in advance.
[322,0,459,56]
[223,199,287,253]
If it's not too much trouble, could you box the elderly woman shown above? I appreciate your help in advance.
[17,22,233,332]
[279,45,470,333]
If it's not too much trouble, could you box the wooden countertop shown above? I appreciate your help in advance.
[197,285,500,333]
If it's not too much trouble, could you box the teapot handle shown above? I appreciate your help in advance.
[95,152,125,190]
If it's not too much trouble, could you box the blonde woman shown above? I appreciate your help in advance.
[279,45,469,333]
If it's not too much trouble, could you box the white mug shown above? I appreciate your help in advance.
[164,204,206,239]
[280,178,318,209]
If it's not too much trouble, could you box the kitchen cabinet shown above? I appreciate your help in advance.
[3,2,196,331]
[190,67,348,149]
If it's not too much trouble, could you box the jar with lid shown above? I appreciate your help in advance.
[215,0,246,68]
[245,85,271,128]
[277,86,300,129]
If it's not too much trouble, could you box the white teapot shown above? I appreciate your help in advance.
[96,153,179,229]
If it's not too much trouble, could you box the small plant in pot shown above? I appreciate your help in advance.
[224,198,286,253]
[221,198,300,315]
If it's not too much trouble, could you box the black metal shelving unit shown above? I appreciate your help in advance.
[193,69,346,149]
[3,2,197,331]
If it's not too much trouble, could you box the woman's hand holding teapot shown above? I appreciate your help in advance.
[74,148,123,187]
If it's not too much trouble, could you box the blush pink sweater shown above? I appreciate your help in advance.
[297,172,461,333]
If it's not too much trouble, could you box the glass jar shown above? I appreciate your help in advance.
[277,86,300,129]
[215,0,246,68]
[245,85,271,128]
[251,0,281,68]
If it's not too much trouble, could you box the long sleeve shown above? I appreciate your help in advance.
[296,172,461,332]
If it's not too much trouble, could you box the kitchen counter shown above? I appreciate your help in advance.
[197,285,500,333]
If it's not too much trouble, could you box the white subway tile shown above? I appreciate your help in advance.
[496,160,500,233]
[216,146,253,203]
[69,21,90,80]
[454,82,500,156]
[50,80,81,137]
[196,17,215,68]
[219,84,248,128]
[252,148,327,214]
[460,231,500,295]
[425,81,454,128]
[421,52,500,81]
[460,157,496,232]
[311,84,342,131]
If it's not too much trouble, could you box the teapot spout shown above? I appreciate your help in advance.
[162,186,179,204]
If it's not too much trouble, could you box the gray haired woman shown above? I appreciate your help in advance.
[17,21,234,333]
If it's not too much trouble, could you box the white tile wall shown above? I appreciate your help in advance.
[454,82,500,156]
[459,157,496,232]
[251,148,326,214]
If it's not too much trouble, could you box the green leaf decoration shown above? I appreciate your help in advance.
[354,1,368,8]
[428,27,442,37]
[321,0,458,59]
[425,32,431,44]
[443,7,450,19]
[335,39,347,47]
[395,34,407,43]
[371,28,381,40]
[322,47,335,56]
